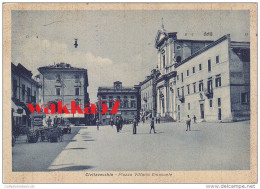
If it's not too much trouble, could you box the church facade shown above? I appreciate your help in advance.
[154,25,250,122]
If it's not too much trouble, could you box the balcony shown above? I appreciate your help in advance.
[178,95,185,103]
[204,88,213,99]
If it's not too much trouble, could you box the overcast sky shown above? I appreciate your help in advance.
[11,10,249,102]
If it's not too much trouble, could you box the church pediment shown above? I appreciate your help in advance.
[155,30,168,46]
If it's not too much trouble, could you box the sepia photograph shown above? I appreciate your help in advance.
[3,2,257,184]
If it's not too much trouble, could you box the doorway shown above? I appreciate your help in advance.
[218,108,221,120]
[200,103,204,119]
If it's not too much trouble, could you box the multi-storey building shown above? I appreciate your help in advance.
[154,24,250,122]
[38,63,90,125]
[97,81,140,125]
[11,63,39,127]
[140,69,160,118]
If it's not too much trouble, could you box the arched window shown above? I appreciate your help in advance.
[176,56,182,63]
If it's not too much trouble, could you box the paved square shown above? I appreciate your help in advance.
[13,121,250,171]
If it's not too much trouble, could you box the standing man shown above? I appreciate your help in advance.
[186,115,192,131]
[53,115,58,128]
[96,119,100,131]
[158,117,160,124]
[193,115,197,124]
[155,117,158,124]
[115,116,120,133]
[150,117,156,134]
[132,116,137,134]
[46,116,52,127]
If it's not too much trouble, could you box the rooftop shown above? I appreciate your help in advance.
[38,63,87,73]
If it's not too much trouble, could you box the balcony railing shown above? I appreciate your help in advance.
[204,88,213,99]
[178,95,185,103]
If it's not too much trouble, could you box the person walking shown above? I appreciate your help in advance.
[115,116,121,133]
[132,116,137,134]
[150,117,156,134]
[96,119,100,131]
[155,117,158,124]
[186,115,191,131]
[158,117,160,124]
[193,115,197,124]
[46,116,52,127]
[142,116,145,124]
[53,115,58,128]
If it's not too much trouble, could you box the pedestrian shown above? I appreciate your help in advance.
[155,117,158,124]
[186,115,191,131]
[46,116,52,127]
[119,116,123,131]
[132,116,137,134]
[53,115,58,128]
[110,118,114,127]
[150,117,156,134]
[142,116,145,124]
[158,117,160,124]
[193,115,197,124]
[96,119,100,131]
[115,116,121,133]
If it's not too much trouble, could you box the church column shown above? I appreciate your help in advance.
[157,88,160,117]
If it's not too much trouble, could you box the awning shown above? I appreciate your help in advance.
[12,100,26,116]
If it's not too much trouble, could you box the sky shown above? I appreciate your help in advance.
[11,10,250,102]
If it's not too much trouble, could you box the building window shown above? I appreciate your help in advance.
[209,100,212,107]
[188,103,190,110]
[177,88,180,97]
[13,80,17,98]
[187,70,189,76]
[181,73,184,82]
[56,74,61,83]
[193,82,196,93]
[27,87,31,102]
[163,55,166,68]
[131,96,134,99]
[177,75,179,80]
[199,64,202,71]
[216,55,220,64]
[208,59,211,72]
[178,105,180,111]
[22,84,25,101]
[130,100,136,108]
[75,88,80,96]
[199,80,203,92]
[181,87,184,96]
[207,78,213,93]
[187,85,190,95]
[75,74,80,83]
[241,92,250,104]
[56,87,61,96]
[176,56,182,63]
[215,75,222,87]
[109,96,113,108]
[218,98,221,107]
[192,67,195,73]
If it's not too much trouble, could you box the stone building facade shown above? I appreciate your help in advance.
[154,25,250,122]
[38,63,90,124]
[97,81,140,125]
[11,63,39,127]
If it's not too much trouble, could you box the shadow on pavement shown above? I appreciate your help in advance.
[83,139,95,142]
[48,165,94,171]
[66,147,87,150]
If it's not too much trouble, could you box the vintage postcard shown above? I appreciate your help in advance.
[3,3,257,183]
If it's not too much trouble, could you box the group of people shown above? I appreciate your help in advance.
[46,115,61,128]
[133,116,156,135]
